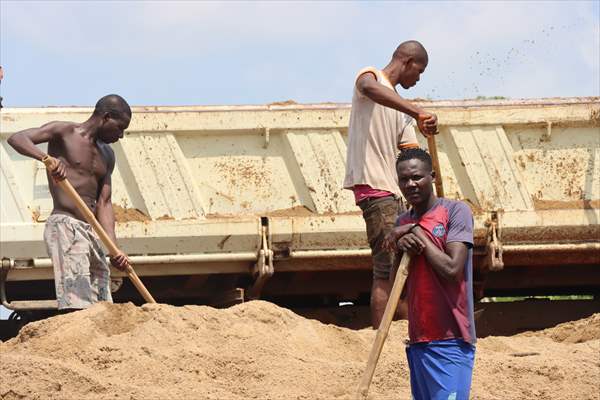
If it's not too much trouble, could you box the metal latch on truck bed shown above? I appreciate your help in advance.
[1,258,59,311]
[484,211,504,271]
[246,219,274,299]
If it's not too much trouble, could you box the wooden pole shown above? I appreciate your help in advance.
[42,156,156,304]
[427,135,445,197]
[356,253,411,399]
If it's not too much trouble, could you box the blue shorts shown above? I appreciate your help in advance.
[406,339,475,400]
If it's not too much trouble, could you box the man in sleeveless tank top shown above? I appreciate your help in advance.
[343,40,438,328]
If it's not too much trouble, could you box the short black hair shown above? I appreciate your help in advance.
[93,94,131,120]
[392,40,428,64]
[396,147,433,171]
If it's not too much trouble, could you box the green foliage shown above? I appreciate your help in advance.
[474,96,508,100]
[480,295,594,303]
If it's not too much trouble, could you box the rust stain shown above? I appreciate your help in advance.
[204,205,361,218]
[501,225,599,244]
[268,100,298,106]
[590,108,600,126]
[214,158,272,195]
[29,208,42,222]
[217,234,232,250]
[113,205,151,222]
[205,213,239,219]
[265,206,314,217]
[408,97,433,102]
[533,199,600,210]
[463,199,485,215]
[215,191,235,202]
[157,214,175,220]
[266,206,363,217]
[515,154,527,169]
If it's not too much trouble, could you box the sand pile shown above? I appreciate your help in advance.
[0,301,598,400]
[518,313,600,344]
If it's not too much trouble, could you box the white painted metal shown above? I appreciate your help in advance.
[1,98,598,281]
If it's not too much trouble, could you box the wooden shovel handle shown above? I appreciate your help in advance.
[42,155,156,303]
[427,135,444,197]
[356,253,411,399]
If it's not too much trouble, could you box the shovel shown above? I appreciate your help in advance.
[42,155,156,304]
[427,135,444,197]
[356,252,411,399]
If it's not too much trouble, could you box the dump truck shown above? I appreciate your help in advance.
[1,97,599,316]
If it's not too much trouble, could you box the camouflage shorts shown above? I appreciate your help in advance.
[44,214,113,310]
[358,196,405,280]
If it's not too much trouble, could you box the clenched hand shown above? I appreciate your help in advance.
[110,250,130,271]
[417,112,438,137]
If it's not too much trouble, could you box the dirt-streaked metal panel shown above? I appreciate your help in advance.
[1,98,598,283]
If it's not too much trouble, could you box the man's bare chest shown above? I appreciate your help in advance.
[62,137,108,179]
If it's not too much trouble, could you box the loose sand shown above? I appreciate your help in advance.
[1,301,598,400]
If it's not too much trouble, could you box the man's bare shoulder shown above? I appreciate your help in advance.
[43,121,78,136]
[97,141,115,157]
[356,71,378,91]
[97,141,116,172]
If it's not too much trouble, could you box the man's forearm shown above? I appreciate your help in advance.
[96,205,118,245]
[422,245,457,281]
[362,84,423,119]
[413,228,460,281]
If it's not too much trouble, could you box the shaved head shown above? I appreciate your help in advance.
[392,40,428,65]
[93,94,131,120]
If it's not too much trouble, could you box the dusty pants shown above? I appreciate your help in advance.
[44,214,113,309]
[358,195,404,279]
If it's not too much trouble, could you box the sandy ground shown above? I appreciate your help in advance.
[0,301,598,400]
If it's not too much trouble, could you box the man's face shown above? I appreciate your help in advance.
[397,158,434,207]
[399,59,427,89]
[99,113,130,144]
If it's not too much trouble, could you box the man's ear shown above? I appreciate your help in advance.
[431,170,436,182]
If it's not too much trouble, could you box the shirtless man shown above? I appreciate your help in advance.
[7,94,131,310]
